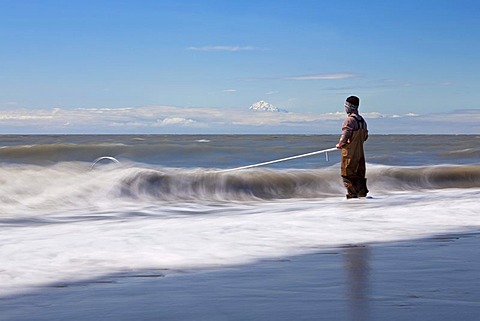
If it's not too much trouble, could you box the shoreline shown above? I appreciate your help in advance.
[1,232,479,321]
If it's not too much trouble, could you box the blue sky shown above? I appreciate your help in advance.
[1,0,479,134]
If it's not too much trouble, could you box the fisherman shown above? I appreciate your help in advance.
[336,96,369,199]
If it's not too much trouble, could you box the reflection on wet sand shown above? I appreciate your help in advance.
[344,245,370,321]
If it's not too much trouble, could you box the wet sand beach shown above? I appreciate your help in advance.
[1,232,479,321]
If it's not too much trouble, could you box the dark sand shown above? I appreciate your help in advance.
[1,232,479,321]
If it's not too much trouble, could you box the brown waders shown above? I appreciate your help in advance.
[341,123,369,199]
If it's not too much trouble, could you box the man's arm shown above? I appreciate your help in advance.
[336,117,355,148]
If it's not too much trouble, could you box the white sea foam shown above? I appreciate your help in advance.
[1,180,479,296]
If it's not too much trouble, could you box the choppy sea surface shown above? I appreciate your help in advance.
[1,134,479,296]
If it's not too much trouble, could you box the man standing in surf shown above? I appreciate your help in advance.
[336,96,369,199]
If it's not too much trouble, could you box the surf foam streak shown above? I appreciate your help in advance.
[1,188,479,297]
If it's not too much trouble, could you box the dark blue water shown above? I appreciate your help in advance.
[1,135,479,167]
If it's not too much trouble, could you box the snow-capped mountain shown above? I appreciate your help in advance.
[249,100,286,112]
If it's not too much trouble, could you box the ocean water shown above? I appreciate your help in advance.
[1,134,479,296]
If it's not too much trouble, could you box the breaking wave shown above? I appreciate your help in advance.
[370,164,480,190]
[118,164,480,201]
[119,168,342,201]
[1,162,479,216]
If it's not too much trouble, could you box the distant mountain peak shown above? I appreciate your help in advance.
[249,100,287,112]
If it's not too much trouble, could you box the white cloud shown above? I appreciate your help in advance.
[0,108,57,121]
[187,46,261,52]
[223,89,237,93]
[159,117,196,126]
[0,106,478,134]
[75,107,133,112]
[363,112,385,119]
[285,73,357,80]
[0,114,54,120]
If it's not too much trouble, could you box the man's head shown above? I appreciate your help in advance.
[345,96,360,114]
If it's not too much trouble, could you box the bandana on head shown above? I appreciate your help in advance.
[345,101,358,114]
